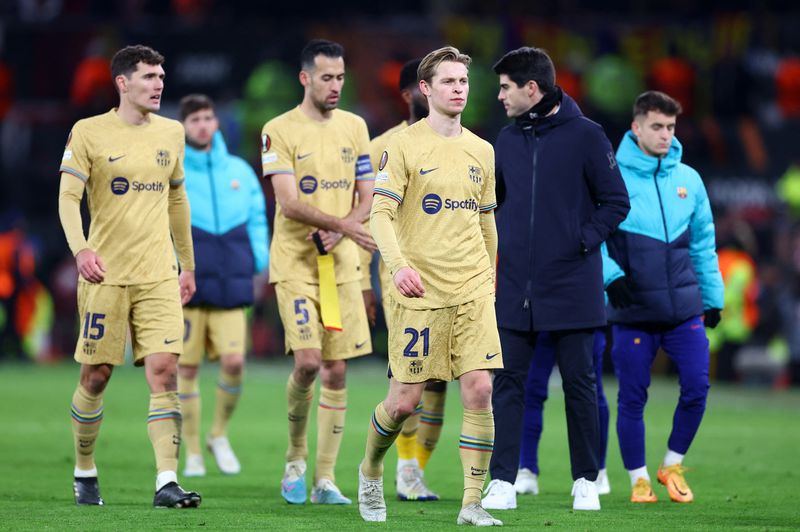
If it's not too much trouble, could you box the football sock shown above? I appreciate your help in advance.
[210,369,243,438]
[416,389,446,470]
[147,392,182,477]
[71,385,104,472]
[396,401,422,463]
[629,466,650,486]
[459,408,494,507]
[286,373,313,462]
[177,373,201,455]
[362,402,402,479]
[315,386,346,483]
[663,449,684,467]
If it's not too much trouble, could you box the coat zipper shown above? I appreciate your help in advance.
[523,128,538,310]
[652,158,675,318]
[207,153,220,234]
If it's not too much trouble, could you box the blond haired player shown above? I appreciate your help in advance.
[357,46,503,526]
[261,39,376,505]
[361,58,444,502]
[58,45,200,508]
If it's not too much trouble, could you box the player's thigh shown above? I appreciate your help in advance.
[322,281,372,361]
[611,324,659,392]
[207,307,247,360]
[129,278,184,366]
[452,294,503,379]
[74,282,129,366]
[387,297,456,383]
[275,281,323,355]
[661,316,710,389]
[181,306,208,367]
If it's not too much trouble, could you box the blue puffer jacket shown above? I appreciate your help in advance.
[185,131,269,308]
[604,131,723,324]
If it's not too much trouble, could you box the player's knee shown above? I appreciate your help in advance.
[81,367,111,394]
[178,364,199,380]
[294,360,320,383]
[221,356,245,376]
[385,398,418,421]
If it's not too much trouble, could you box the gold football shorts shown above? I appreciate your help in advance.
[387,293,502,383]
[181,306,246,366]
[74,278,183,366]
[275,280,372,360]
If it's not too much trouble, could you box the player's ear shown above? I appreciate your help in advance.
[419,79,430,97]
[115,74,127,93]
[299,70,310,87]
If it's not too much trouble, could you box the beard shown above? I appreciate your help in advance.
[411,99,429,121]
[185,136,211,151]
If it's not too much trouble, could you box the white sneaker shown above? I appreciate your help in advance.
[481,479,517,510]
[572,477,600,511]
[596,468,611,495]
[396,463,439,501]
[358,465,386,522]
[456,502,503,526]
[514,468,539,495]
[183,453,206,477]
[207,435,241,475]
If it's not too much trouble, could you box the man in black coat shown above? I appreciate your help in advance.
[482,47,629,512]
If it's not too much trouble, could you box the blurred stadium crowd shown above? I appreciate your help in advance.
[1,0,800,386]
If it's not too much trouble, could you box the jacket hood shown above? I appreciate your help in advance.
[185,130,230,171]
[616,130,682,178]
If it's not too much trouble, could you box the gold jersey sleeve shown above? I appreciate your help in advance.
[59,110,186,285]
[371,119,497,310]
[261,107,374,285]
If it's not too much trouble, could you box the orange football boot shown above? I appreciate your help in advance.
[657,464,694,503]
[630,477,658,503]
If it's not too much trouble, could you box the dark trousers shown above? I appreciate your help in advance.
[612,316,709,470]
[520,329,609,474]
[491,327,600,482]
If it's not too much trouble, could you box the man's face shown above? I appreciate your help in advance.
[302,55,345,112]
[632,111,677,157]
[402,84,429,119]
[120,62,165,113]
[421,60,468,118]
[497,74,533,118]
[183,108,218,149]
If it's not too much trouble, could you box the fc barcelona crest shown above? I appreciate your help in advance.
[468,165,483,184]
[341,147,354,164]
[677,186,688,199]
[156,149,171,167]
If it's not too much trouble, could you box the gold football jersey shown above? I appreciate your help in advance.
[261,107,374,284]
[372,119,497,310]
[59,109,185,285]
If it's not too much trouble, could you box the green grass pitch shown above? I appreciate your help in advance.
[0,359,798,530]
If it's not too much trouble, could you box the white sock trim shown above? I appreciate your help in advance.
[628,466,650,486]
[74,466,98,478]
[156,470,178,491]
[663,449,684,467]
[397,457,419,471]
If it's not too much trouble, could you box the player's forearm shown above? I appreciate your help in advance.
[58,174,89,255]
[348,180,375,224]
[281,198,349,233]
[168,185,195,271]
[370,209,407,276]
[480,211,498,278]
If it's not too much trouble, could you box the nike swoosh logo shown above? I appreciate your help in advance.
[332,425,344,434]
[671,480,688,496]
[297,153,312,160]
[355,340,367,349]
[164,339,179,345]
[108,155,126,162]
[485,353,500,360]
[419,167,438,175]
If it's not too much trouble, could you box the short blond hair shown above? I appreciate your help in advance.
[417,46,471,84]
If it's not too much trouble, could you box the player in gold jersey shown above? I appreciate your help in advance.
[358,46,503,526]
[58,45,201,509]
[361,59,444,502]
[261,39,376,505]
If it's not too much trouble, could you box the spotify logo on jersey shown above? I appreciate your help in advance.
[111,177,130,195]
[421,193,442,214]
[299,175,318,194]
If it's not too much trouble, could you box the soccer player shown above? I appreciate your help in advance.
[260,39,376,505]
[358,46,503,527]
[604,90,723,503]
[58,45,201,508]
[177,94,269,477]
[363,58,442,502]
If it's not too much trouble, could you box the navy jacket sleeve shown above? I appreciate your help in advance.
[580,126,630,251]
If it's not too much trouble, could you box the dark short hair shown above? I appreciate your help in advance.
[110,45,164,79]
[300,39,344,71]
[179,94,214,121]
[492,47,555,94]
[399,58,422,91]
[633,91,683,119]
